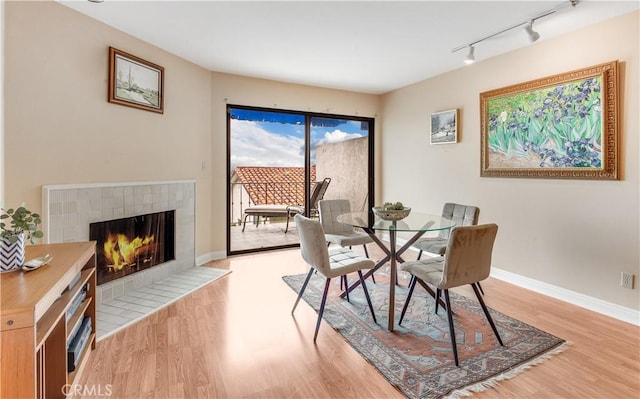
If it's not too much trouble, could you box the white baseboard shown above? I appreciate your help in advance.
[196,250,227,266]
[491,268,640,326]
[388,235,639,326]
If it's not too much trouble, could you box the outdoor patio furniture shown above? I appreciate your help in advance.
[242,177,331,233]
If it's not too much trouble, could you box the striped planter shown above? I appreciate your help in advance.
[0,233,25,272]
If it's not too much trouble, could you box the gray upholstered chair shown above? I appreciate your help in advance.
[413,203,479,259]
[399,224,503,366]
[292,214,377,342]
[318,199,373,256]
[412,203,482,294]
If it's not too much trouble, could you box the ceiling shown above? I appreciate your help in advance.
[59,1,638,94]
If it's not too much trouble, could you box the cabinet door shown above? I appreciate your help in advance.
[1,327,36,398]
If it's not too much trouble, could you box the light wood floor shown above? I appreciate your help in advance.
[79,247,640,398]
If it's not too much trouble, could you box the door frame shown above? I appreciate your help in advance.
[226,104,375,256]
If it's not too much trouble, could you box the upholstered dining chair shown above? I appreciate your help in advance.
[318,199,373,256]
[412,202,483,294]
[318,199,376,285]
[291,214,377,342]
[399,224,503,366]
[413,203,479,259]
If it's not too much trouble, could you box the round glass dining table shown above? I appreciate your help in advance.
[336,211,456,331]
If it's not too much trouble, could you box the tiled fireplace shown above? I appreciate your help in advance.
[42,181,196,306]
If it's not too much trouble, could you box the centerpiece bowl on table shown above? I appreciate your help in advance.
[372,202,411,221]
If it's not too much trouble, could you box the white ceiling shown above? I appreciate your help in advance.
[59,0,639,94]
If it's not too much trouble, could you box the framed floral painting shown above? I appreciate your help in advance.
[480,61,618,179]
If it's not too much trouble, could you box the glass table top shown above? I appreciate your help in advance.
[336,211,455,232]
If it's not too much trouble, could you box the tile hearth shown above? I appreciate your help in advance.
[97,266,230,339]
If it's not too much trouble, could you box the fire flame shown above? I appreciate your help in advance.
[103,233,155,271]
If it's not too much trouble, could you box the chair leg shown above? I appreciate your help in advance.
[477,281,485,296]
[417,250,423,260]
[343,275,350,302]
[285,215,290,233]
[435,288,441,314]
[242,214,250,232]
[357,271,377,324]
[471,283,503,346]
[361,244,375,283]
[292,268,315,314]
[443,289,459,366]
[399,276,417,325]
[314,278,332,342]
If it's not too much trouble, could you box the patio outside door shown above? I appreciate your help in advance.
[228,106,373,255]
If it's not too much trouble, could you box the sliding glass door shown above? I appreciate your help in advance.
[228,105,373,255]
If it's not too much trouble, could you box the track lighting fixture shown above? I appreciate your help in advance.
[524,21,540,42]
[452,0,579,64]
[464,46,475,65]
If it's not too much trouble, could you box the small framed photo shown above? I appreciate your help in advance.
[430,109,459,144]
[108,47,164,113]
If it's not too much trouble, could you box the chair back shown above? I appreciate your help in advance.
[439,203,479,239]
[439,223,498,289]
[318,199,354,235]
[309,178,331,210]
[295,214,330,275]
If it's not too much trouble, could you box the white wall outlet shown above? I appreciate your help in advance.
[621,272,635,289]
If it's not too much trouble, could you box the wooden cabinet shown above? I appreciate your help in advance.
[1,242,96,399]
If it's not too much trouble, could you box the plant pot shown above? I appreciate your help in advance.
[0,233,26,272]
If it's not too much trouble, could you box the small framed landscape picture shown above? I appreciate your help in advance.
[430,109,458,144]
[108,47,164,113]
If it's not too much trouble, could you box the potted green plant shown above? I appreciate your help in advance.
[1,204,43,272]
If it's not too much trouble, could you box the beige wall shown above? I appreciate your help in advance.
[4,1,213,256]
[0,0,4,202]
[3,1,637,311]
[380,11,640,311]
[2,1,380,259]
[209,72,379,252]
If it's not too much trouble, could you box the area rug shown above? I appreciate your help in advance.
[283,272,567,399]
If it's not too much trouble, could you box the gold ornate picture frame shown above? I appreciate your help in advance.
[480,61,618,179]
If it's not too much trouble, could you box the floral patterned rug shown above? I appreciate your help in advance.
[283,273,567,399]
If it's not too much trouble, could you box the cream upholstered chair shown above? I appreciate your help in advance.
[318,199,373,257]
[413,203,479,259]
[399,224,503,366]
[292,214,377,342]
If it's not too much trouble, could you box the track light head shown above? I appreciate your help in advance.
[524,21,540,42]
[464,46,475,65]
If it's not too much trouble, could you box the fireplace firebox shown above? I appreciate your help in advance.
[90,211,175,285]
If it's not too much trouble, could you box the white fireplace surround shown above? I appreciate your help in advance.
[42,180,196,306]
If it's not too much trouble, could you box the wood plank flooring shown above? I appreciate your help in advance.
[78,247,639,398]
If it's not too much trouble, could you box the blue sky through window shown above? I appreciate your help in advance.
[230,109,368,172]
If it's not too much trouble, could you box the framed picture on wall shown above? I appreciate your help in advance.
[430,109,458,144]
[108,47,164,114]
[480,60,618,179]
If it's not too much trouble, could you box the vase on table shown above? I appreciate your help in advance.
[0,233,25,272]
